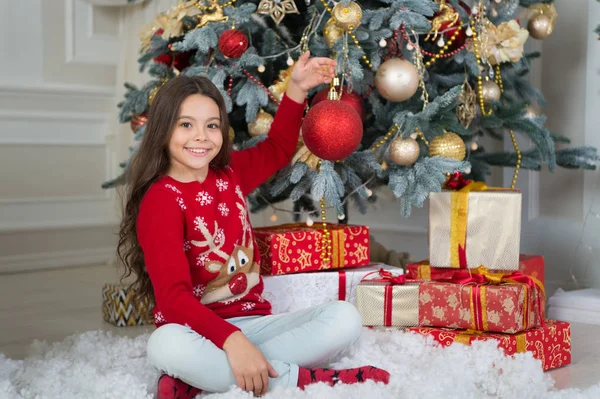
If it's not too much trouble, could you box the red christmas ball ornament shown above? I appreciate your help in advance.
[153,53,173,66]
[311,86,365,121]
[173,51,192,71]
[218,29,249,59]
[153,51,193,71]
[438,1,471,48]
[302,100,363,161]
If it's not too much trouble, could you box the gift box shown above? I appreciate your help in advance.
[356,267,544,333]
[262,263,400,314]
[407,320,571,371]
[102,283,153,327]
[406,254,545,286]
[254,223,370,275]
[429,182,522,270]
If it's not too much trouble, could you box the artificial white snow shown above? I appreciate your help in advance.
[1,328,598,399]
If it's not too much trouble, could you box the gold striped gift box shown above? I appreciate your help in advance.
[102,283,153,327]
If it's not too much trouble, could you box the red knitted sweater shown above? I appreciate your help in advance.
[137,94,305,348]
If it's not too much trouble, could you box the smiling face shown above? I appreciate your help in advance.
[167,94,224,182]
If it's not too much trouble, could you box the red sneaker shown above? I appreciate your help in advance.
[156,374,202,399]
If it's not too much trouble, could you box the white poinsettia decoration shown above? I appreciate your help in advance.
[482,20,529,65]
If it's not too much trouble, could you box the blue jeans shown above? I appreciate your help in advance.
[146,300,363,393]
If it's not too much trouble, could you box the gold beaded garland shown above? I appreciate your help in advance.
[349,33,372,69]
[370,124,398,150]
[424,26,463,68]
[509,130,521,189]
[317,160,332,267]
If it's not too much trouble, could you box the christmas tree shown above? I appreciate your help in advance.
[105,0,598,221]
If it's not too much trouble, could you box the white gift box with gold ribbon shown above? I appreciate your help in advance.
[355,277,420,328]
[429,183,522,270]
[261,263,400,315]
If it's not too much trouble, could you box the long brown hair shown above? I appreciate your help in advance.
[117,75,231,306]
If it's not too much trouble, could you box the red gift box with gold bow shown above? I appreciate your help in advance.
[407,320,571,371]
[406,255,545,287]
[356,267,545,333]
[254,223,370,275]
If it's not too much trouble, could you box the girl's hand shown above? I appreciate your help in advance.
[223,331,278,396]
[290,51,337,93]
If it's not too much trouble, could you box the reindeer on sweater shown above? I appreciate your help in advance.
[191,187,259,305]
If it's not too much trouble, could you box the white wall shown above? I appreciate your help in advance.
[0,0,121,272]
[516,0,600,292]
[2,0,599,291]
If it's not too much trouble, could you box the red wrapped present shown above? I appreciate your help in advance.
[254,223,370,275]
[407,320,571,371]
[356,267,544,333]
[406,254,545,286]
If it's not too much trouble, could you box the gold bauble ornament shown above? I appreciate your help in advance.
[247,109,274,137]
[527,13,554,40]
[228,126,235,143]
[374,58,420,102]
[324,18,344,47]
[429,131,466,161]
[389,137,420,166]
[332,2,362,32]
[481,80,502,106]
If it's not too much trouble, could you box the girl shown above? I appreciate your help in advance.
[118,51,390,398]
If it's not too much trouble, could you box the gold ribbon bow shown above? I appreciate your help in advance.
[449,182,488,268]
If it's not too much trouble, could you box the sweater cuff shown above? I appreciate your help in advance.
[280,93,308,111]
[270,94,306,136]
[210,319,241,349]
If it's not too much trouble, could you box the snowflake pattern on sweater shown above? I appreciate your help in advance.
[140,171,270,331]
[196,191,213,206]
[218,203,229,217]
[216,179,229,192]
